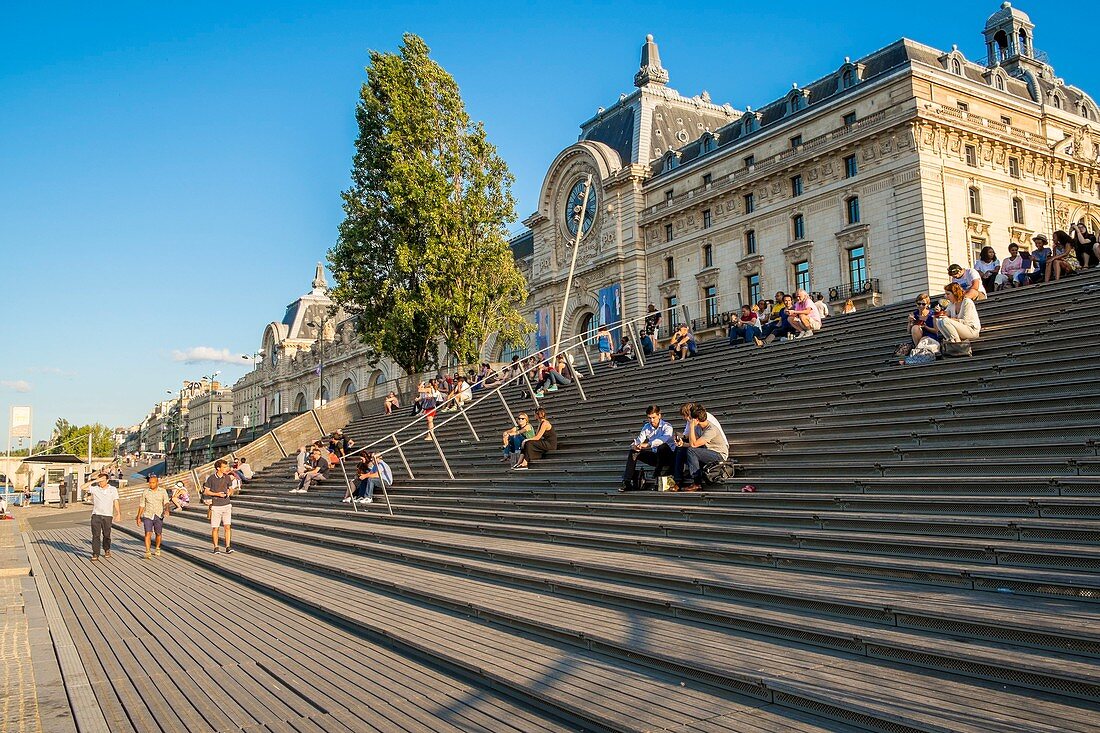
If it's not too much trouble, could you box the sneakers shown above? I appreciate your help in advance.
[357,497,373,504]
[534,390,545,398]
[224,548,235,555]
[741,484,758,493]
[90,555,100,562]
[341,497,352,503]
[212,547,220,554]
[154,549,161,557]
[103,551,112,559]
[511,463,529,471]
[797,330,813,339]
[547,385,558,392]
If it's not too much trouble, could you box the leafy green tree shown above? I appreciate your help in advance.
[329,33,530,379]
[46,421,114,457]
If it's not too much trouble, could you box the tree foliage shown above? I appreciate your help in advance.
[46,419,115,457]
[328,33,530,377]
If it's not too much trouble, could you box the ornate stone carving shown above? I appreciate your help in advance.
[736,254,763,275]
[964,216,992,239]
[657,278,680,297]
[783,240,814,264]
[1008,226,1034,247]
[695,267,720,288]
[835,223,869,249]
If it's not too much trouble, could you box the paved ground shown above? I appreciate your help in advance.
[0,504,91,733]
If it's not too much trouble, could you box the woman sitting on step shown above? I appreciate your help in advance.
[936,282,981,343]
[513,407,557,470]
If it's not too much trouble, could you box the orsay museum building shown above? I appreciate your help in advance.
[234,3,1100,424]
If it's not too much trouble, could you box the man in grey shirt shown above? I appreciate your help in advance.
[673,404,729,492]
[83,473,121,561]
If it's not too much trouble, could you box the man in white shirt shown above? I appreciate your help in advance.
[947,263,987,301]
[812,292,830,320]
[83,473,120,561]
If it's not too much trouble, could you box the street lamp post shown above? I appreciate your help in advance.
[306,316,332,408]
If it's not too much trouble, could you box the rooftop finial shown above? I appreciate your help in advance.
[311,262,327,294]
[634,34,669,88]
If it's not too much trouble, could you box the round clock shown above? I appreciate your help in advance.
[564,178,598,238]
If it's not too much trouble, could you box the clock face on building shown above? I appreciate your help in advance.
[564,178,598,238]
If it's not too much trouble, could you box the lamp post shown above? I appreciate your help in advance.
[306,316,332,408]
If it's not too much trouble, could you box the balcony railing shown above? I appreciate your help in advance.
[828,278,880,302]
[691,310,739,331]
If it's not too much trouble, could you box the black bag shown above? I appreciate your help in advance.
[701,459,738,485]
[893,341,912,358]
[943,341,973,358]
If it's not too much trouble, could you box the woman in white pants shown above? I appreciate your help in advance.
[937,282,981,342]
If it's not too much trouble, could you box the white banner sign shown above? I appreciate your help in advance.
[10,406,31,439]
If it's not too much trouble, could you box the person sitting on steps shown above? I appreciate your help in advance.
[535,356,573,396]
[610,336,635,366]
[512,407,556,470]
[787,288,822,339]
[727,304,760,346]
[345,453,392,505]
[937,282,981,343]
[291,446,328,493]
[383,391,400,415]
[906,293,939,348]
[621,404,675,492]
[668,324,696,361]
[641,304,661,355]
[672,404,730,492]
[755,294,794,346]
[500,412,534,466]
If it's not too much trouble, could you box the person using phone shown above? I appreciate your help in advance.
[907,293,939,347]
[621,405,674,492]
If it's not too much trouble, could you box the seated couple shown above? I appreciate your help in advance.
[342,453,392,505]
[620,403,729,492]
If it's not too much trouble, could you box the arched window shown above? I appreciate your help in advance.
[951,58,962,75]
[791,213,805,240]
[846,196,860,225]
[340,378,356,396]
[293,393,306,413]
[790,94,804,112]
[700,134,717,154]
[319,384,330,404]
[1052,94,1062,110]
[580,312,598,345]
[842,69,854,88]
[662,153,679,172]
[995,75,1005,91]
[744,116,757,133]
[968,186,982,215]
[1018,29,1029,56]
[1011,197,1024,225]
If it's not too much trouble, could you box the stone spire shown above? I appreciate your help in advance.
[311,261,328,294]
[634,34,669,88]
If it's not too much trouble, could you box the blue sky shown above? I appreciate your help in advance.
[1,0,1095,443]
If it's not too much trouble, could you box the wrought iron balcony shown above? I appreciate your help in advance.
[828,278,880,302]
[691,310,739,331]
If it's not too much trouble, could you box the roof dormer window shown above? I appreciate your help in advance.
[661,151,681,173]
[700,133,718,154]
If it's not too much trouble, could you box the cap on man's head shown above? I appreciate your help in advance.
[947,264,963,275]
[1033,234,1048,243]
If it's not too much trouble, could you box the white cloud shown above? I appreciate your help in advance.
[171,346,244,365]
[1,380,32,393]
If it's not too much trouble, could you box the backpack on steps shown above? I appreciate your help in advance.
[701,459,738,485]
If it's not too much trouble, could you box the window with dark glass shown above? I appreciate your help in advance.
[1069,174,1078,193]
[968,186,982,215]
[702,173,712,186]
[1012,197,1024,224]
[793,260,810,293]
[790,134,802,148]
[965,144,977,167]
[844,154,858,178]
[846,196,860,225]
[745,229,756,255]
[666,295,680,326]
[791,175,803,197]
[951,58,962,75]
[704,285,719,322]
[1009,156,1020,178]
[957,101,969,112]
[843,111,857,127]
[1000,115,1012,125]
[744,192,755,213]
[842,69,853,88]
[665,256,675,278]
[703,243,713,268]
[847,246,867,288]
[792,214,805,240]
[702,209,712,229]
[746,274,761,306]
[665,189,674,203]
[665,223,674,242]
[743,154,755,167]
[701,135,717,154]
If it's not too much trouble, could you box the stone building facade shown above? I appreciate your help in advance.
[517,4,1100,345]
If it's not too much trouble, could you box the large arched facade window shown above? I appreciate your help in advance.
[293,393,307,413]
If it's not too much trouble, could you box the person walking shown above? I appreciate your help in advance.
[203,460,235,554]
[83,472,120,561]
[135,475,170,559]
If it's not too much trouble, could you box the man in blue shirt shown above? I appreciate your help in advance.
[621,405,675,491]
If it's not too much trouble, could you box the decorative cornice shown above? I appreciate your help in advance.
[783,239,815,262]
[736,254,763,275]
[965,215,993,238]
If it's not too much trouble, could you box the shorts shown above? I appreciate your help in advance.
[210,504,232,528]
[425,409,437,418]
[141,515,164,535]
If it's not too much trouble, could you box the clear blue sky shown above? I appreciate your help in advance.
[1,0,1094,444]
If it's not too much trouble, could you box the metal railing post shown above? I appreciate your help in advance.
[496,390,516,425]
[569,362,587,402]
[392,435,414,480]
[521,370,541,408]
[430,431,455,480]
[337,459,359,514]
[458,405,480,442]
[378,478,394,517]
[579,344,596,376]
[627,322,646,367]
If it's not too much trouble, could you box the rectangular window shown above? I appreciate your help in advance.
[665,189,674,204]
[844,154,858,178]
[745,229,757,255]
[704,285,719,323]
[703,243,713,268]
[792,214,805,240]
[847,246,867,288]
[744,193,755,213]
[702,209,712,229]
[746,274,761,306]
[1012,197,1024,224]
[791,175,803,197]
[843,111,857,127]
[965,144,977,167]
[743,154,755,167]
[665,256,675,279]
[968,187,982,215]
[1069,174,1078,193]
[666,295,680,326]
[790,134,802,149]
[846,196,860,225]
[665,223,674,242]
[957,101,969,112]
[702,173,712,187]
[1009,156,1020,178]
[1000,115,1012,126]
[793,260,810,293]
